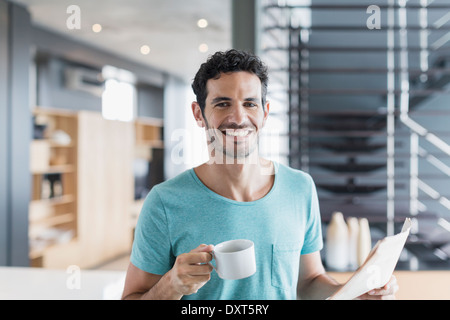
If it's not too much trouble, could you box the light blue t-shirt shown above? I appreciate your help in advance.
[130,162,323,300]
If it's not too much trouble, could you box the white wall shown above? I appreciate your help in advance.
[163,76,208,180]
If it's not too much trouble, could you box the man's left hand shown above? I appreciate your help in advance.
[357,275,399,300]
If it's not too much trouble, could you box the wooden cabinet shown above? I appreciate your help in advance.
[135,117,164,147]
[131,117,164,226]
[134,117,164,159]
[76,111,134,267]
[29,108,78,265]
[29,108,138,269]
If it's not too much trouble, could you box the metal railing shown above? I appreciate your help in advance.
[259,0,450,269]
[396,0,450,238]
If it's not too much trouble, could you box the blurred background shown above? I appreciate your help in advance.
[1,0,450,299]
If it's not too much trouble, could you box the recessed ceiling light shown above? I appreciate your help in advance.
[92,23,102,33]
[198,43,209,53]
[197,18,208,28]
[140,45,151,55]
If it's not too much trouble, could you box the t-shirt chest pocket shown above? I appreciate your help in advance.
[271,242,302,291]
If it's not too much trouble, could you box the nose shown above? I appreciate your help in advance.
[229,104,248,126]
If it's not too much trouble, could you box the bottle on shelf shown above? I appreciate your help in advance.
[326,211,349,271]
[357,217,372,266]
[347,216,359,270]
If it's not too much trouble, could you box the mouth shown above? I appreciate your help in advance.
[221,129,253,138]
[210,127,258,158]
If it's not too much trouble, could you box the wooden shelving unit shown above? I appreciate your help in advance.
[134,117,164,158]
[135,117,163,144]
[29,108,78,266]
[131,117,164,226]
[29,108,165,269]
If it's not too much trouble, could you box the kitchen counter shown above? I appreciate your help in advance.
[329,270,450,300]
[2,266,449,300]
[0,266,126,300]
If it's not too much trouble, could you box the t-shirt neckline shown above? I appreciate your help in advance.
[188,161,279,206]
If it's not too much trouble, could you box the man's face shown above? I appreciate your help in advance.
[194,71,269,161]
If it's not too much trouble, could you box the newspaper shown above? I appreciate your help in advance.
[329,218,411,300]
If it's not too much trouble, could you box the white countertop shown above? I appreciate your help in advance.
[0,267,126,300]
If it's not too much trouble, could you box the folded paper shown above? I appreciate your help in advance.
[329,218,411,300]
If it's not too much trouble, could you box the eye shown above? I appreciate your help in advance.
[215,102,231,108]
[244,102,258,108]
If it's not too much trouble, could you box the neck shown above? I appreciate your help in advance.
[195,155,274,202]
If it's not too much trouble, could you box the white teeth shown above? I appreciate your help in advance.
[224,130,250,137]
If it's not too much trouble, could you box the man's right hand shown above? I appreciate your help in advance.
[167,244,214,296]
[122,244,214,300]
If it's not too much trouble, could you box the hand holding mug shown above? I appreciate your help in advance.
[169,240,256,297]
[169,244,214,296]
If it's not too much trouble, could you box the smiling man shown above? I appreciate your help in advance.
[122,49,398,300]
[196,57,267,165]
[201,72,261,161]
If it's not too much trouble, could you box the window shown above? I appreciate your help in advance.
[101,65,136,122]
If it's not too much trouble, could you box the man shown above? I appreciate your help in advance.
[122,49,398,300]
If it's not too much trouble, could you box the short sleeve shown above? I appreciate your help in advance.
[130,187,175,275]
[301,175,323,254]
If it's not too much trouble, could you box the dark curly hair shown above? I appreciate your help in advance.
[191,49,269,115]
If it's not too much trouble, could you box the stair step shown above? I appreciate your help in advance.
[316,162,386,173]
[314,142,386,153]
[320,207,439,225]
[434,55,450,69]
[409,74,450,108]
[317,183,386,194]
[404,243,448,262]
[290,130,387,137]
[309,122,386,131]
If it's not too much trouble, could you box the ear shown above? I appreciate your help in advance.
[262,100,270,127]
[191,102,206,128]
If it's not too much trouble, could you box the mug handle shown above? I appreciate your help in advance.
[207,252,217,272]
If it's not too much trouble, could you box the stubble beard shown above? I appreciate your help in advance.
[204,120,259,164]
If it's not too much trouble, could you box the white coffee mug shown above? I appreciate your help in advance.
[209,239,256,280]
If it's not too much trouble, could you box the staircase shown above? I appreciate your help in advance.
[260,0,450,270]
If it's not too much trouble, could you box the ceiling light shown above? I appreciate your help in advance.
[198,43,209,53]
[92,23,102,33]
[197,18,208,28]
[140,45,151,55]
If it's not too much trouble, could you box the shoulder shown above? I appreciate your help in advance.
[141,169,196,209]
[275,162,315,187]
[151,169,195,194]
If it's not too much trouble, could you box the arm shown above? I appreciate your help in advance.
[297,251,342,300]
[122,244,214,300]
[296,251,399,300]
